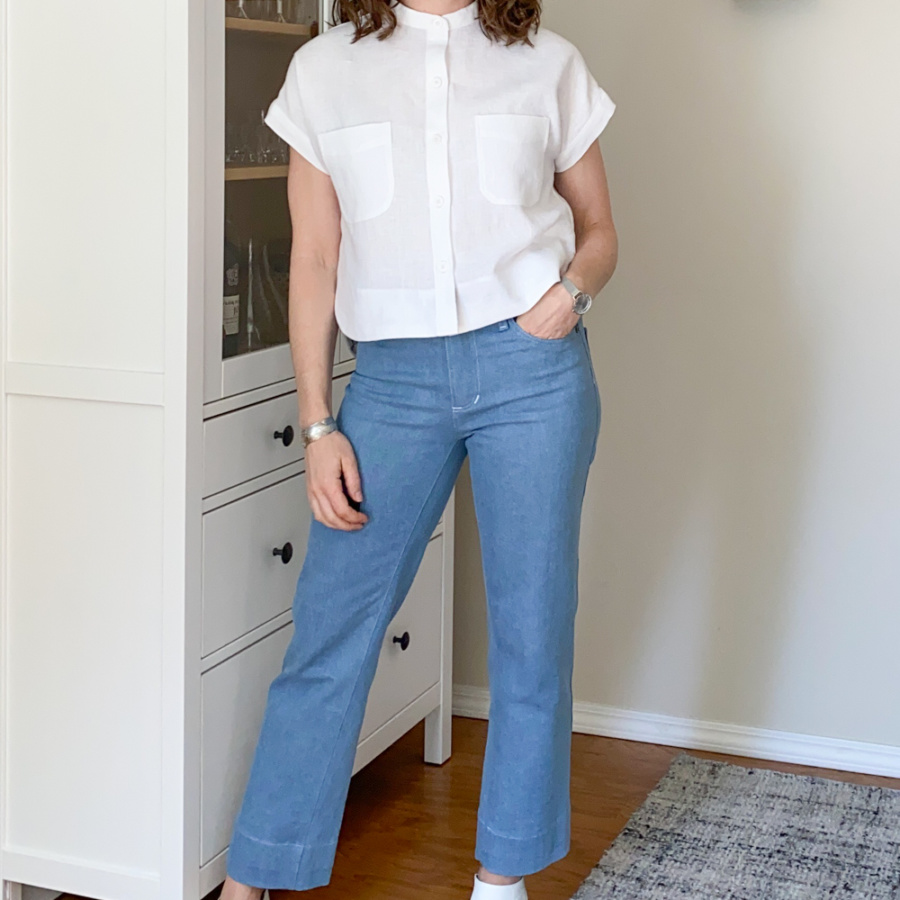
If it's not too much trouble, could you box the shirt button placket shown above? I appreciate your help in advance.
[425,16,457,334]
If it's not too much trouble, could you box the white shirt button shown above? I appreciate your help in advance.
[438,260,449,273]
[433,132,443,143]
[434,195,445,208]
[432,76,443,87]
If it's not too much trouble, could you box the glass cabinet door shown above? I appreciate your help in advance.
[207,0,342,403]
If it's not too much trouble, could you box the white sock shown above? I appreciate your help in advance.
[470,873,527,900]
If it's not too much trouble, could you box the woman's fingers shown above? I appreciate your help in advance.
[321,474,367,528]
[341,450,364,504]
[306,431,368,530]
[310,484,359,531]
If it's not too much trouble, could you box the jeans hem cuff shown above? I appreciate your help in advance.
[226,827,338,891]
[474,814,570,876]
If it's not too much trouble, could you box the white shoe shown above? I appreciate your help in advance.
[470,873,528,900]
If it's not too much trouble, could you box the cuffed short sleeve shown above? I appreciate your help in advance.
[264,49,329,174]
[554,46,616,173]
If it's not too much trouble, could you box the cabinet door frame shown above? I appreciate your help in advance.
[203,0,227,403]
[204,0,332,404]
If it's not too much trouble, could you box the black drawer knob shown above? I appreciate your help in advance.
[274,425,294,447]
[273,542,293,564]
[393,631,411,651]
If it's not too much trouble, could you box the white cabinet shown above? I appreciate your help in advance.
[0,1,456,899]
[201,471,311,656]
[203,391,308,497]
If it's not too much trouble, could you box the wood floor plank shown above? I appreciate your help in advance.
[56,716,900,900]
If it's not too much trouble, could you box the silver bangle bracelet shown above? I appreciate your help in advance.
[301,415,337,447]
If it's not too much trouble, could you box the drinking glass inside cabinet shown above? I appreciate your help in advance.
[225,0,249,17]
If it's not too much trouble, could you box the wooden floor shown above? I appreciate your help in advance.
[62,715,900,900]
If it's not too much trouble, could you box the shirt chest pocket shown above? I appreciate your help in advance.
[474,113,551,207]
[318,121,395,223]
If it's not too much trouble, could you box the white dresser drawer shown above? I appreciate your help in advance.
[360,535,443,741]
[337,329,357,363]
[204,372,351,498]
[200,623,293,866]
[202,472,311,657]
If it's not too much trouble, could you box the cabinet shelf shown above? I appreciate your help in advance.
[225,18,314,37]
[225,165,289,181]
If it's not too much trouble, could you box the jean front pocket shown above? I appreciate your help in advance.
[509,314,580,344]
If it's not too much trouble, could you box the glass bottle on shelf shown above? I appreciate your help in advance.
[223,218,242,359]
[241,235,265,354]
[262,237,291,338]
[242,234,291,351]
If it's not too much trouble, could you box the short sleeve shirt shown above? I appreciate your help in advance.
[265,0,616,341]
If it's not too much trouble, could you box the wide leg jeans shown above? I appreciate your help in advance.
[225,315,602,891]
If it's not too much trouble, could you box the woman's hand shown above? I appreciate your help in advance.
[514,281,581,339]
[305,430,369,531]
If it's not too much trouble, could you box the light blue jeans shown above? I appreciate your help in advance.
[225,314,601,891]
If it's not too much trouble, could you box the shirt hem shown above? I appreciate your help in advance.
[339,271,565,342]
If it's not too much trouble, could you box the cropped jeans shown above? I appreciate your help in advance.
[225,314,601,891]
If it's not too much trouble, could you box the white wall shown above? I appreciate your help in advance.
[454,0,900,758]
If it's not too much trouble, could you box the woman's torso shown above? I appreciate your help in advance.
[265,2,615,341]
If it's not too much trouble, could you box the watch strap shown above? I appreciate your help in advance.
[561,275,581,298]
[560,275,593,314]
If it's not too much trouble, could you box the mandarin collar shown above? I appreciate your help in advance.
[393,0,479,30]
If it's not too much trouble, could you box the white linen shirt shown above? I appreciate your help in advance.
[264,0,616,341]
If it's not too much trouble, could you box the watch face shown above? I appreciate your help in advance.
[574,292,592,314]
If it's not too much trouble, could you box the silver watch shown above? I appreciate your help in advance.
[560,275,593,315]
[301,415,337,447]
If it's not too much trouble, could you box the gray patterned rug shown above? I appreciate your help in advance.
[571,752,900,899]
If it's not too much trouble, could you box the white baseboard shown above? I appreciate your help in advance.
[452,684,900,779]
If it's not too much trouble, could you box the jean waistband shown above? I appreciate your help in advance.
[351,315,583,351]
[473,316,584,335]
